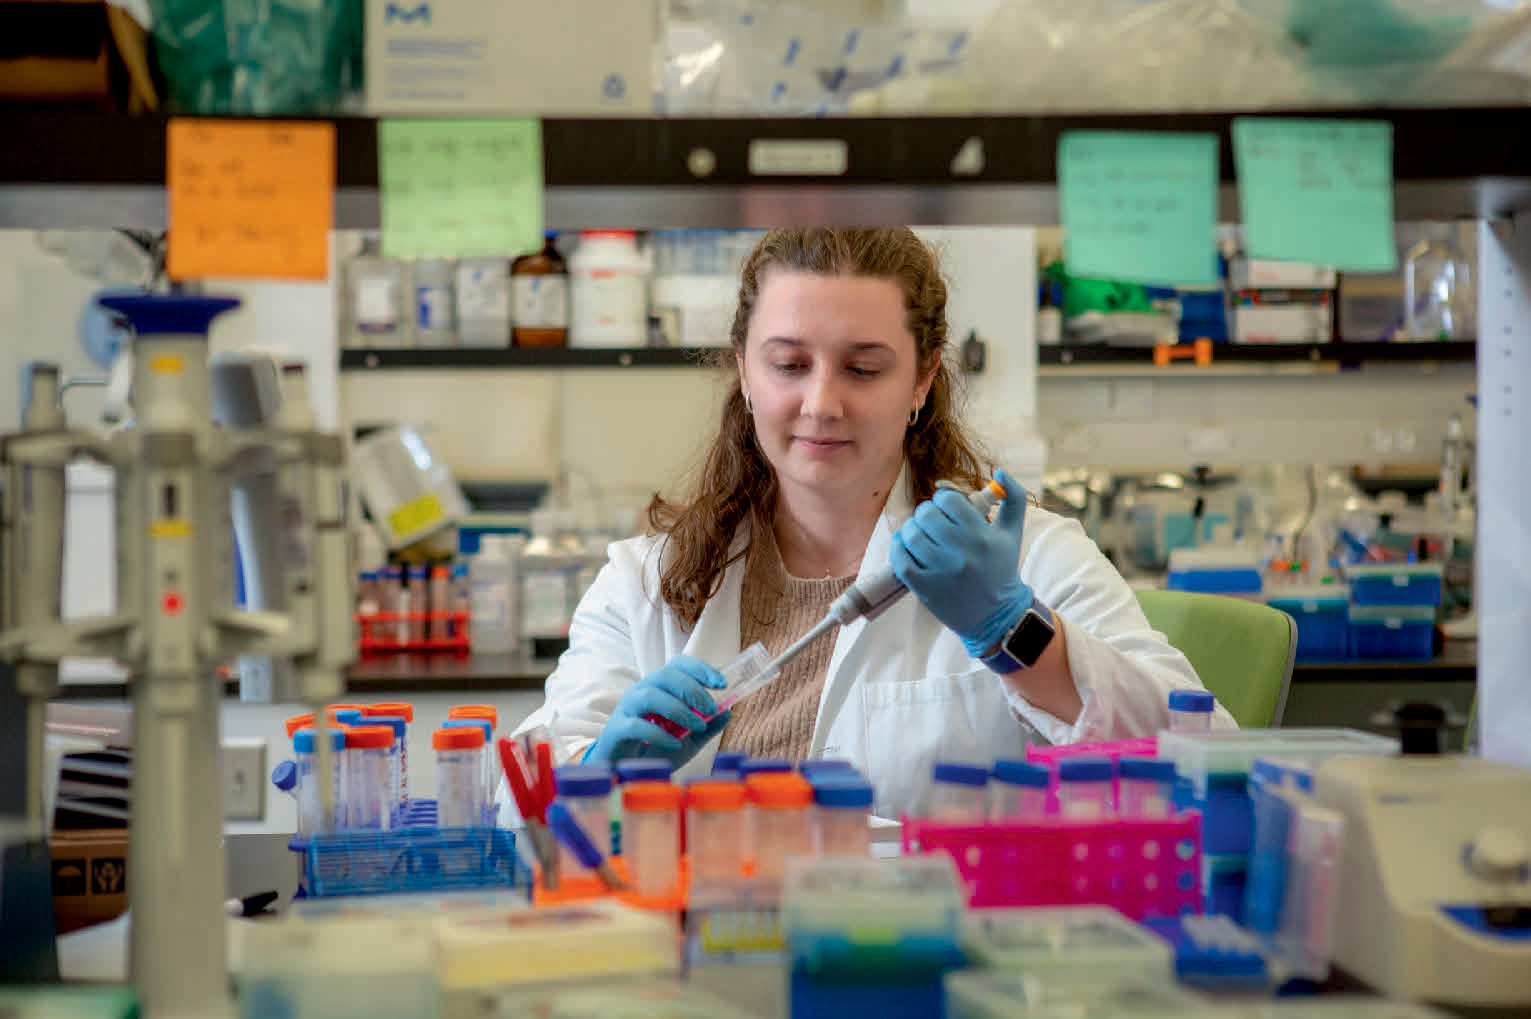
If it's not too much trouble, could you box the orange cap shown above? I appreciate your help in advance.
[623,781,683,812]
[345,725,395,750]
[686,780,746,811]
[362,702,415,722]
[745,772,813,809]
[285,713,316,739]
[433,727,485,750]
[985,478,1007,501]
[326,703,366,714]
[448,704,499,729]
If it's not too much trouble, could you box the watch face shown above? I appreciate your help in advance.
[1006,611,1055,667]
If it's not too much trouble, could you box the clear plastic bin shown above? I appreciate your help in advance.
[943,970,1206,1019]
[1157,728,1398,800]
[686,780,748,884]
[783,856,964,972]
[239,911,436,1019]
[745,772,815,883]
[493,979,756,1019]
[961,906,1175,983]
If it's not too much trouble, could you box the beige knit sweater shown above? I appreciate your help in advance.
[718,528,854,760]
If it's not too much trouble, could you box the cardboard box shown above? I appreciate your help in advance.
[50,830,128,934]
[366,0,656,114]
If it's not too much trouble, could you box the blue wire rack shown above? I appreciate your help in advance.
[301,819,529,899]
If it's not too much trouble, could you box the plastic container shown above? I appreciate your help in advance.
[1168,689,1216,732]
[569,230,648,349]
[293,726,346,834]
[930,762,989,821]
[362,702,415,803]
[943,970,1202,1019]
[409,257,455,347]
[989,760,1049,820]
[1345,562,1444,607]
[555,764,615,873]
[686,780,748,885]
[329,707,363,727]
[343,241,408,348]
[434,727,486,828]
[1348,604,1437,659]
[353,425,471,551]
[284,712,316,739]
[511,232,570,348]
[469,534,518,654]
[345,725,396,830]
[960,905,1176,983]
[746,772,815,883]
[783,855,964,974]
[358,716,408,819]
[812,776,873,858]
[1202,854,1249,921]
[1057,758,1115,818]
[1266,586,1350,660]
[1165,546,1263,596]
[455,256,511,348]
[622,781,684,900]
[428,565,452,640]
[1118,758,1176,818]
[444,718,495,822]
[1403,225,1473,342]
[381,565,406,641]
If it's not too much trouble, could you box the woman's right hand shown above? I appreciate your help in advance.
[584,656,731,766]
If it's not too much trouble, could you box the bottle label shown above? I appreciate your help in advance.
[572,270,646,330]
[355,276,399,333]
[512,275,569,329]
[416,283,452,332]
[456,264,511,321]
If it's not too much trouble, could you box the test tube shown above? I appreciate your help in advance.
[745,772,815,883]
[346,725,396,830]
[293,726,346,833]
[616,759,674,785]
[622,781,683,899]
[1057,758,1115,819]
[989,760,1050,820]
[738,758,792,778]
[444,717,494,823]
[1168,689,1216,732]
[361,702,414,804]
[712,751,747,778]
[433,727,485,828]
[554,764,614,875]
[382,565,405,643]
[686,779,748,884]
[284,712,316,740]
[1118,757,1177,818]
[450,562,471,639]
[812,775,873,858]
[429,564,451,640]
[448,704,500,730]
[644,642,770,738]
[406,564,429,643]
[798,759,856,780]
[361,715,408,820]
[929,762,989,821]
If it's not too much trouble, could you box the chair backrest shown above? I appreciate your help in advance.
[1134,589,1297,728]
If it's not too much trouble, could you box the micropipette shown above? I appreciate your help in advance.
[710,478,1008,716]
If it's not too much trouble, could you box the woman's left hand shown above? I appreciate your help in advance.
[890,467,1035,658]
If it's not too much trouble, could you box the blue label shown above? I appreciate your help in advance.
[385,2,430,25]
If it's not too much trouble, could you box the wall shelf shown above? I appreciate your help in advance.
[3,108,1530,229]
[339,346,724,370]
[1039,340,1476,371]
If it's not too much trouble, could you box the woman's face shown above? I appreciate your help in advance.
[739,270,934,504]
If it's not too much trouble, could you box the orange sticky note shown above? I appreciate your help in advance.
[167,118,335,281]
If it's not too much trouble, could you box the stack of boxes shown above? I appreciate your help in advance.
[1343,562,1444,659]
[1231,259,1336,345]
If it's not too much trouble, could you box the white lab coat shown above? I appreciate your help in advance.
[513,478,1234,818]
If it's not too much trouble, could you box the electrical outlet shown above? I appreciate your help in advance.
[223,739,267,822]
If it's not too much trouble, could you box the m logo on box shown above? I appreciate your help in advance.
[385,2,430,24]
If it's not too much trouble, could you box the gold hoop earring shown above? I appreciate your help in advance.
[908,406,920,426]
[745,392,754,414]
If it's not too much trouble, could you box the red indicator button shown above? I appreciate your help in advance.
[162,591,183,615]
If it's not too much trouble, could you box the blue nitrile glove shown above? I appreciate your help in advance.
[889,467,1035,659]
[585,655,732,767]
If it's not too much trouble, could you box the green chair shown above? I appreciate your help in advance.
[1135,589,1298,728]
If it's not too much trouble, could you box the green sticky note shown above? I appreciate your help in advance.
[379,119,544,259]
[1233,118,1396,271]
[1058,131,1219,287]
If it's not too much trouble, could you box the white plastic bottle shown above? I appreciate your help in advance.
[344,237,408,349]
[411,257,457,347]
[469,535,517,654]
[569,230,649,349]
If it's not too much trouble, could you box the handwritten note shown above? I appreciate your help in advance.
[166,119,334,281]
[1058,131,1219,287]
[1233,118,1396,271]
[379,119,544,259]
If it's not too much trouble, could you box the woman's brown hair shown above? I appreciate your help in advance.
[646,228,989,626]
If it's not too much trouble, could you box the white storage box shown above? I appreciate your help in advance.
[1233,259,1338,290]
[1234,304,1333,344]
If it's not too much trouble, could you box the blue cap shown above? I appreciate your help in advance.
[991,759,1049,788]
[738,758,792,776]
[363,715,408,740]
[1119,757,1176,783]
[451,563,469,578]
[361,569,378,581]
[445,718,493,741]
[799,759,855,777]
[555,764,613,797]
[97,294,241,336]
[932,762,989,787]
[271,759,298,792]
[713,751,747,774]
[1168,690,1216,713]
[384,565,403,579]
[332,708,363,726]
[293,727,345,753]
[406,564,429,578]
[1058,758,1113,782]
[615,759,673,783]
[812,776,874,808]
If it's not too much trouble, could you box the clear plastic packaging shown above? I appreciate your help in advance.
[434,727,485,828]
[930,762,989,821]
[812,777,873,858]
[1168,689,1216,732]
[1057,758,1115,819]
[961,905,1176,983]
[989,760,1049,820]
[555,764,615,875]
[622,781,684,899]
[345,726,395,830]
[686,780,748,884]
[745,772,815,883]
[1118,757,1177,818]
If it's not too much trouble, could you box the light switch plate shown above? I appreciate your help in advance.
[223,739,267,822]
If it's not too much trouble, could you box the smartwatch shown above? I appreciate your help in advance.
[980,598,1057,674]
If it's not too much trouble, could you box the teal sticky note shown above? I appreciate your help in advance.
[1058,131,1220,287]
[1233,118,1396,271]
[379,119,544,259]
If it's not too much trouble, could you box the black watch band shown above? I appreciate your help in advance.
[980,599,1057,674]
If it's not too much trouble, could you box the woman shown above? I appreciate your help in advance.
[514,228,1232,817]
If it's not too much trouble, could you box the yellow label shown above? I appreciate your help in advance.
[388,493,445,538]
[150,355,184,375]
[151,520,193,538]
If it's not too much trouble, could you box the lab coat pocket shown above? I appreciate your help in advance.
[859,667,1027,818]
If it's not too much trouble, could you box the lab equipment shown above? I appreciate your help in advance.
[343,237,408,348]
[930,762,989,821]
[1,295,353,1018]
[1118,758,1176,818]
[353,423,471,549]
[434,727,485,828]
[362,702,415,802]
[496,736,559,891]
[455,256,512,348]
[1403,225,1474,341]
[494,981,754,1019]
[686,641,772,720]
[686,779,749,884]
[1168,689,1216,732]
[1144,912,1271,990]
[410,257,455,347]
[468,533,517,654]
[511,232,570,348]
[1347,604,1437,659]
[555,764,615,872]
[961,905,1175,984]
[590,655,728,765]
[443,718,494,822]
[360,715,408,817]
[989,759,1049,820]
[405,564,429,643]
[1165,545,1265,597]
[381,565,405,642]
[622,780,684,899]
[294,727,346,835]
[547,800,626,891]
[1265,585,1350,661]
[428,564,451,640]
[812,776,874,858]
[1344,561,1445,606]
[569,230,649,349]
[943,969,1206,1019]
[345,725,396,830]
[1058,758,1115,818]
